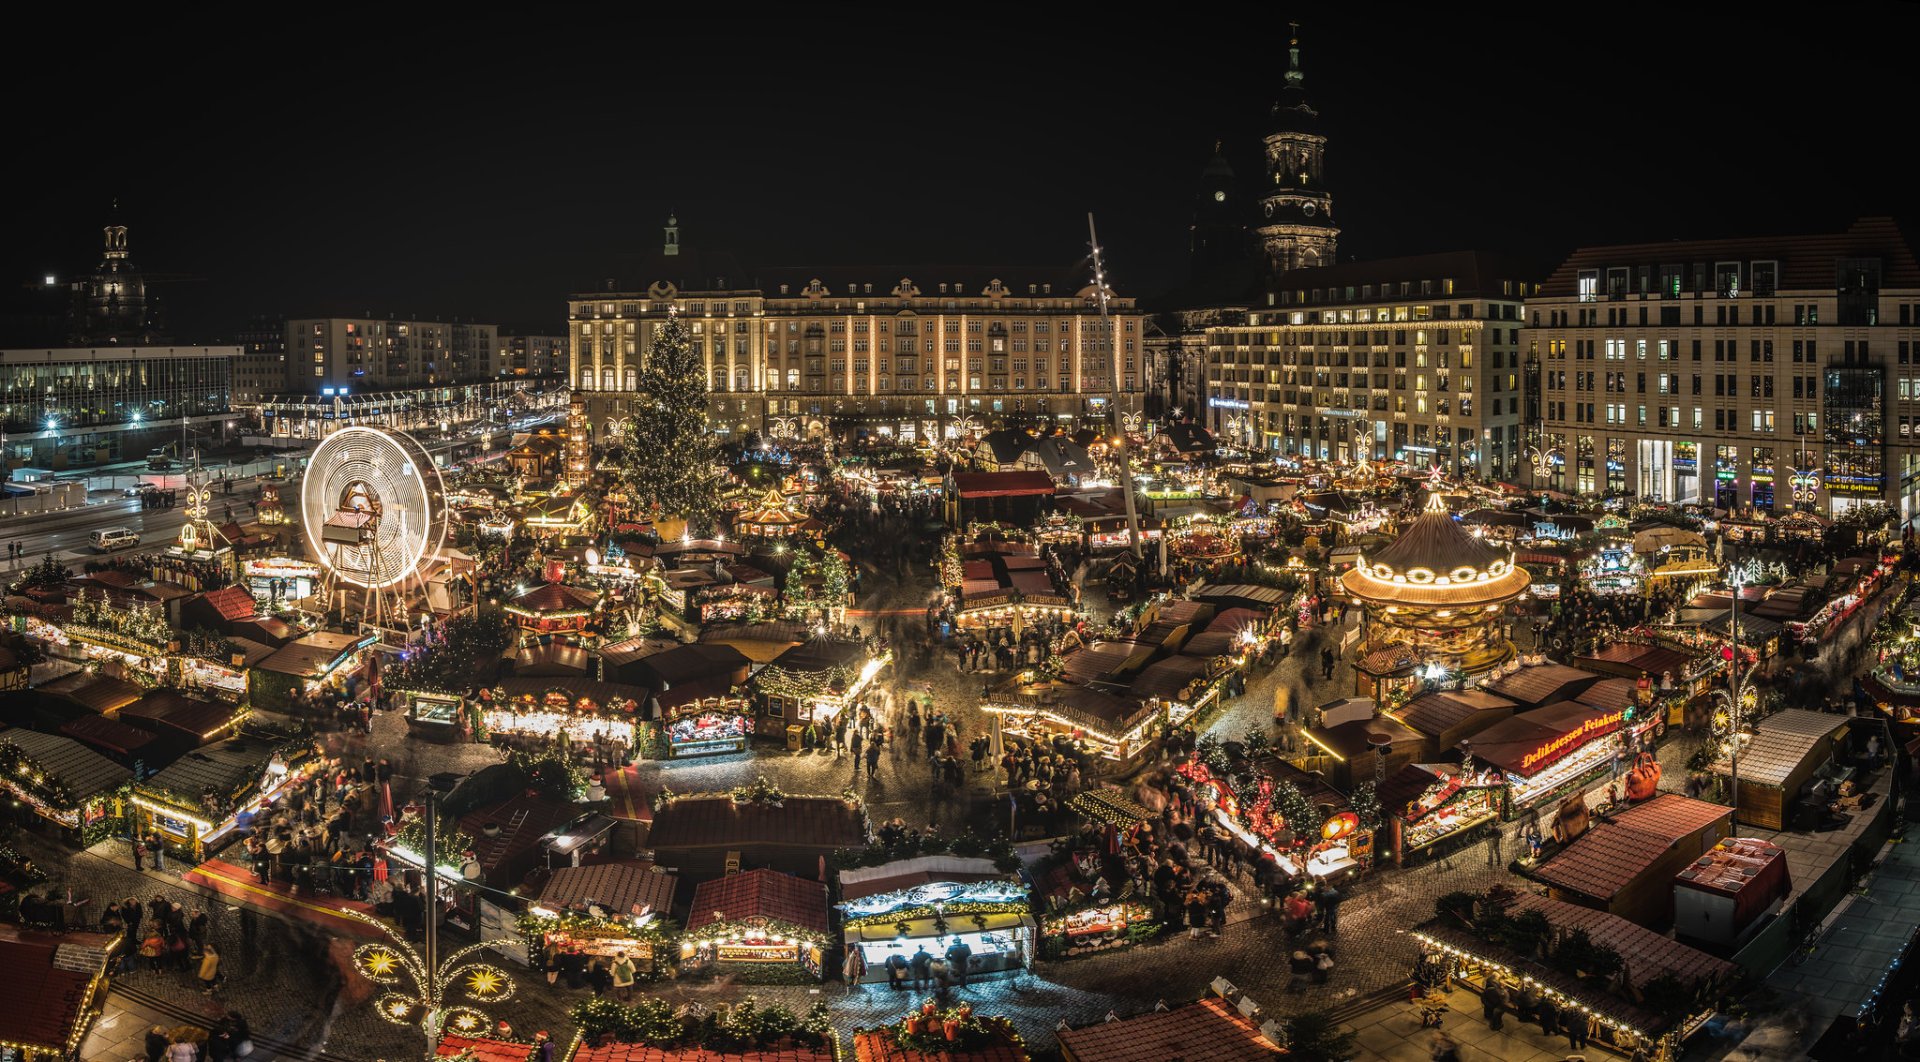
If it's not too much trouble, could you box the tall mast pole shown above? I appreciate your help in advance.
[1087,214,1142,561]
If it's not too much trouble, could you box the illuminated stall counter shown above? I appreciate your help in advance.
[129,730,319,860]
[524,860,678,976]
[1467,700,1658,818]
[838,856,1036,985]
[0,729,130,845]
[682,868,832,980]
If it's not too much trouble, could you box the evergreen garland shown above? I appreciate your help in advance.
[615,314,722,532]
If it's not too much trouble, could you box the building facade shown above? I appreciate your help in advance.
[0,346,236,469]
[568,220,1143,441]
[231,314,288,407]
[67,222,162,347]
[1525,217,1920,520]
[1204,252,1535,479]
[286,317,497,394]
[495,333,569,380]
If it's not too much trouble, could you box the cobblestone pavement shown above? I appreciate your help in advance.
[38,555,1744,1058]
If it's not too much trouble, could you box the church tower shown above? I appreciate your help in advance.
[69,208,158,345]
[1188,142,1244,281]
[1254,26,1339,276]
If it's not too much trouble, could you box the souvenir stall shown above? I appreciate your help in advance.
[837,857,1037,985]
[1381,762,1507,864]
[250,631,379,712]
[661,695,754,758]
[681,868,832,980]
[1580,538,1645,596]
[980,685,1164,771]
[694,583,777,624]
[1039,894,1154,958]
[402,688,467,742]
[0,729,130,845]
[475,680,643,748]
[129,732,319,860]
[1171,755,1356,885]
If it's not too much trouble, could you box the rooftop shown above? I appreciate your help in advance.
[1531,793,1733,902]
[538,860,678,919]
[688,868,832,935]
[1539,217,1920,297]
[1055,996,1277,1062]
[647,795,866,852]
[1711,709,1848,787]
[0,728,130,805]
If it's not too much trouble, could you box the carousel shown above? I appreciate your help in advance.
[1341,478,1531,699]
[731,486,821,541]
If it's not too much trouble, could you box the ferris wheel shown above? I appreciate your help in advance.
[301,425,447,627]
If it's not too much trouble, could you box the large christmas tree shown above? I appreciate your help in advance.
[618,313,722,530]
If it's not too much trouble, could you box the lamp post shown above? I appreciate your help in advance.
[1715,557,1759,829]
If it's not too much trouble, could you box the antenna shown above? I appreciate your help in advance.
[1086,214,1142,561]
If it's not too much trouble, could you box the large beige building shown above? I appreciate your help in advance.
[1204,251,1536,479]
[1524,217,1920,520]
[567,219,1143,442]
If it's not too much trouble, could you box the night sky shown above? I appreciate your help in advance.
[7,12,1915,342]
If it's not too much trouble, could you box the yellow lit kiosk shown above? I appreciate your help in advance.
[837,856,1035,985]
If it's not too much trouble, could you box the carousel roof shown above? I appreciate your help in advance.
[735,487,809,527]
[508,581,602,614]
[1341,489,1530,607]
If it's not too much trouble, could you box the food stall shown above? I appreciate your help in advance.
[476,679,643,747]
[1172,756,1355,884]
[1380,761,1506,864]
[402,689,469,742]
[524,861,679,978]
[1467,700,1656,820]
[662,695,754,758]
[0,729,130,846]
[682,868,832,980]
[837,857,1036,985]
[129,730,319,860]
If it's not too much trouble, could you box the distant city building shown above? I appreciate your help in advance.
[0,345,236,469]
[67,220,163,346]
[495,332,568,380]
[1204,251,1536,480]
[231,314,288,407]
[286,316,496,393]
[567,216,1144,442]
[1525,216,1920,520]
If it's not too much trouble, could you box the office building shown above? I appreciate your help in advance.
[495,332,569,380]
[0,345,236,469]
[1525,217,1920,520]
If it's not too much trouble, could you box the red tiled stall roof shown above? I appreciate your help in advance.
[0,925,115,1054]
[59,713,161,757]
[1531,793,1733,902]
[853,1019,1030,1062]
[1055,996,1278,1062]
[1575,642,1700,680]
[436,1034,535,1062]
[199,585,258,622]
[539,860,679,918]
[646,796,866,852]
[509,581,603,614]
[951,471,1057,499]
[688,868,831,935]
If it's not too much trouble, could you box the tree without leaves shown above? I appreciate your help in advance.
[616,314,722,532]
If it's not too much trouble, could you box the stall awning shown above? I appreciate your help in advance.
[846,910,1033,942]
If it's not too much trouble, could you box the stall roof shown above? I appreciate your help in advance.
[1710,708,1848,786]
[1574,678,1639,715]
[599,636,682,669]
[508,581,602,615]
[504,643,592,676]
[459,793,580,878]
[120,690,241,744]
[0,728,130,805]
[1129,655,1213,700]
[766,637,869,676]
[631,643,749,687]
[227,636,280,667]
[491,676,648,708]
[1304,716,1423,761]
[38,671,144,714]
[434,1035,533,1062]
[952,471,1057,499]
[1576,642,1701,680]
[1531,794,1732,903]
[1508,892,1738,987]
[138,733,290,812]
[1466,701,1617,777]
[0,924,117,1055]
[257,631,367,678]
[538,860,678,918]
[1478,662,1602,708]
[59,714,160,758]
[572,1044,832,1062]
[1675,837,1789,898]
[1377,763,1456,818]
[1055,996,1278,1062]
[1186,582,1289,610]
[1058,641,1151,684]
[688,867,831,935]
[838,855,1010,901]
[197,585,258,622]
[1390,690,1517,739]
[854,1022,1029,1062]
[647,795,865,852]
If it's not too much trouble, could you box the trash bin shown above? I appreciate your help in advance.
[786,724,805,752]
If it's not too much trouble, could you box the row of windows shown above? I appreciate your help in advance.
[1544,402,1809,435]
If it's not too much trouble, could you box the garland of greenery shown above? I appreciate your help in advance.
[683,916,832,948]
[568,995,830,1050]
[753,664,856,701]
[840,899,1029,932]
[728,775,785,806]
[394,811,478,871]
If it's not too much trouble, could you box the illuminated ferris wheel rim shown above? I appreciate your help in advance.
[300,425,447,591]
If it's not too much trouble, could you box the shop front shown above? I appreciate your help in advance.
[1039,898,1155,958]
[526,860,679,978]
[752,642,889,728]
[0,730,130,846]
[129,732,320,859]
[1382,762,1506,864]
[476,681,642,748]
[1467,701,1656,821]
[838,859,1036,985]
[661,696,754,758]
[681,868,832,981]
[243,557,320,608]
[402,689,468,742]
[1172,756,1358,885]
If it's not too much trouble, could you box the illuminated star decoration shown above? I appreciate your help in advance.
[354,945,405,983]
[463,964,515,1003]
[443,1007,491,1036]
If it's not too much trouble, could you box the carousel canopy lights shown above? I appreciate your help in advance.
[1341,487,1531,606]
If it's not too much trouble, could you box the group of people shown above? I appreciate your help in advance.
[108,895,223,994]
[537,940,641,1001]
[870,939,977,999]
[141,1012,252,1062]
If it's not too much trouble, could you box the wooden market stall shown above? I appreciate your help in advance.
[837,856,1036,985]
[129,729,319,860]
[1530,793,1734,928]
[0,728,131,846]
[646,787,866,880]
[1378,761,1507,865]
[750,637,889,729]
[0,924,119,1062]
[249,631,378,712]
[504,581,603,642]
[1466,699,1655,820]
[526,860,679,977]
[1710,708,1852,830]
[682,867,833,979]
[474,678,645,750]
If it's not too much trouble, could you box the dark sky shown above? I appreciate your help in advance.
[7,11,1915,342]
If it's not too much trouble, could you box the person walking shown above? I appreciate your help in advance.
[144,1026,170,1062]
[909,945,933,991]
[849,727,865,773]
[149,833,167,872]
[609,950,636,1002]
[842,944,868,992]
[198,943,222,994]
[1319,884,1343,933]
[865,734,882,776]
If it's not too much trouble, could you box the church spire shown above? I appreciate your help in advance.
[1285,23,1304,92]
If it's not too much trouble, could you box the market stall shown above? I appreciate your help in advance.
[661,696,754,758]
[504,581,603,642]
[1379,761,1506,864]
[474,678,643,749]
[243,556,321,608]
[681,867,832,980]
[0,729,130,845]
[403,689,469,742]
[250,631,379,712]
[1171,755,1354,884]
[129,730,319,859]
[0,924,119,1062]
[524,860,679,977]
[1467,700,1657,820]
[751,638,889,727]
[837,856,1036,985]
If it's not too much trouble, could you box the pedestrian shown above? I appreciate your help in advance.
[1429,1031,1462,1062]
[145,1026,170,1062]
[1319,884,1343,933]
[609,949,636,1002]
[1480,977,1507,1031]
[534,1031,557,1062]
[884,952,908,991]
[1487,828,1503,869]
[586,958,612,997]
[843,943,868,992]
[167,1036,198,1062]
[149,833,167,872]
[1537,995,1560,1038]
[850,727,865,772]
[132,834,145,872]
[910,945,933,991]
[1567,1010,1595,1051]
[198,942,222,994]
[865,735,882,776]
[946,937,973,988]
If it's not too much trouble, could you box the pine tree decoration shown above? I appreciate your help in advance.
[617,312,722,531]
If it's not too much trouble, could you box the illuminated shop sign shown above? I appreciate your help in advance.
[1519,711,1624,773]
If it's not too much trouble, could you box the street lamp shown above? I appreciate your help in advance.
[1714,557,1762,828]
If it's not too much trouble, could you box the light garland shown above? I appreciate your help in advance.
[1411,930,1666,1047]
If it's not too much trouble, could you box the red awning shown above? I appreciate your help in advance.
[953,471,1057,499]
